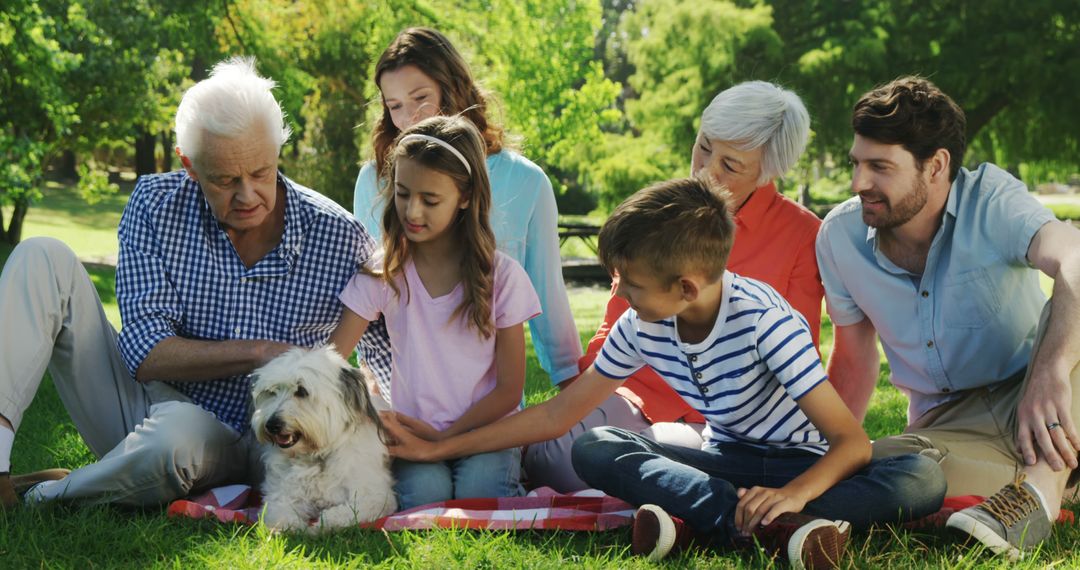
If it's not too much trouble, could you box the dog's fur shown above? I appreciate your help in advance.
[251,346,396,532]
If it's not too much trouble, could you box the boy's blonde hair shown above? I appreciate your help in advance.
[381,115,497,338]
[598,178,736,286]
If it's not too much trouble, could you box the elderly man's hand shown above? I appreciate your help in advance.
[1017,363,1080,471]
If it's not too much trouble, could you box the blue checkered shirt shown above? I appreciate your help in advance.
[116,170,374,432]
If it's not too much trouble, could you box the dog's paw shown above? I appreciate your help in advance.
[316,504,361,531]
[262,505,310,533]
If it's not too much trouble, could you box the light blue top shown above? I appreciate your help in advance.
[354,149,582,384]
[816,163,1056,421]
[594,271,829,454]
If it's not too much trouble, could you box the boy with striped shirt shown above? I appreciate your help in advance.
[384,178,945,569]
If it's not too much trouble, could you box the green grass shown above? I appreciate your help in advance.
[1036,193,1080,221]
[1,179,133,262]
[2,182,1078,568]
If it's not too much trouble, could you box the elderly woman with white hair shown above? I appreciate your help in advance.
[524,81,824,492]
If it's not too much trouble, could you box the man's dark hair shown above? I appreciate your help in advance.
[852,76,966,181]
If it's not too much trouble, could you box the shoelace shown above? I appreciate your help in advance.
[978,475,1038,527]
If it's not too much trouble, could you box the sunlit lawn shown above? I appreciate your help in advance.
[0,182,1075,568]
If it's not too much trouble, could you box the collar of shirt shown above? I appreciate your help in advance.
[190,172,307,276]
[734,182,778,231]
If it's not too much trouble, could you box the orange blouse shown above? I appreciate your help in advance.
[577,183,824,424]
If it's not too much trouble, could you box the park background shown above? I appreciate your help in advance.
[2,0,1079,567]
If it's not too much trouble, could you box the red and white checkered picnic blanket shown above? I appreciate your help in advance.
[167,486,1074,531]
[167,485,637,531]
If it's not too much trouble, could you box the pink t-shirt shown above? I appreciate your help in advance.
[339,251,541,430]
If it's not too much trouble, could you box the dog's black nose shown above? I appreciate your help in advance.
[266,415,284,435]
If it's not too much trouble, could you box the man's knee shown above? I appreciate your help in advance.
[9,237,79,270]
[872,433,940,461]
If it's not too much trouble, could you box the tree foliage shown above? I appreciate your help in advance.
[4,0,1079,236]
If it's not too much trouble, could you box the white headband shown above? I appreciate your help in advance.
[399,133,472,175]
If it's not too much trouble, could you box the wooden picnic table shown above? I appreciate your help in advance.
[558,222,601,255]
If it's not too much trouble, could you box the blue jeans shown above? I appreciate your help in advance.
[394,447,524,510]
[571,427,945,541]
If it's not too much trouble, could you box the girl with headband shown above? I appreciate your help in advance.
[330,115,541,509]
[352,27,580,401]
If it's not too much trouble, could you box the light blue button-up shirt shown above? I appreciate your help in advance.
[816,163,1056,421]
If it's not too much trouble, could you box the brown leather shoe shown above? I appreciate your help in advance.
[0,473,17,509]
[0,468,70,508]
[13,468,70,495]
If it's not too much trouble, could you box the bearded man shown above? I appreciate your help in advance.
[816,76,1080,558]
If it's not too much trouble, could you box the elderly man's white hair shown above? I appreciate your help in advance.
[174,56,292,164]
[699,81,810,185]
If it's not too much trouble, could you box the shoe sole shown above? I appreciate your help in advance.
[634,504,676,561]
[945,510,1022,561]
[788,519,850,570]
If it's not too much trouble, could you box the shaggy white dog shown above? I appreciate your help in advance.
[251,346,396,532]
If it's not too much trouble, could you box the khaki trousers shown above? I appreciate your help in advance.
[872,302,1080,497]
[0,237,262,506]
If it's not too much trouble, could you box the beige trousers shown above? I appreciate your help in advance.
[0,237,262,506]
[872,302,1080,497]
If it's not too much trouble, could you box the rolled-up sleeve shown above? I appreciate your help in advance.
[815,220,866,328]
[115,181,181,378]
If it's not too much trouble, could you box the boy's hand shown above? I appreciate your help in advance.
[735,486,807,535]
[380,412,441,462]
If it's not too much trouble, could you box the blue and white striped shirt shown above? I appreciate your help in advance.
[593,271,829,454]
[116,170,374,432]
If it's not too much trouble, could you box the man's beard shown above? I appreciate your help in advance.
[860,175,929,230]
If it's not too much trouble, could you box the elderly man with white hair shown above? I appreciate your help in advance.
[524,81,827,492]
[0,57,373,507]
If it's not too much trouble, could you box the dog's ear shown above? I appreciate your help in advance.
[247,373,261,415]
[338,367,389,442]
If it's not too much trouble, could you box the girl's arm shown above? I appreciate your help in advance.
[734,380,871,534]
[327,307,370,361]
[439,323,527,438]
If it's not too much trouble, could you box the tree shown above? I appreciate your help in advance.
[0,0,83,244]
[0,0,224,244]
[769,0,1080,173]
[575,0,781,212]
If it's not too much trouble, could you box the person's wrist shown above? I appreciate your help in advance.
[255,340,290,367]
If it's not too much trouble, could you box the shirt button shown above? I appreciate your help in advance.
[234,327,241,335]
[240,277,247,284]
[921,290,929,298]
[695,372,703,379]
[926,340,934,348]
[702,387,709,394]
[690,355,698,362]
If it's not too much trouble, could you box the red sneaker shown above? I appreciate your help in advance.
[747,512,851,569]
[631,504,697,561]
